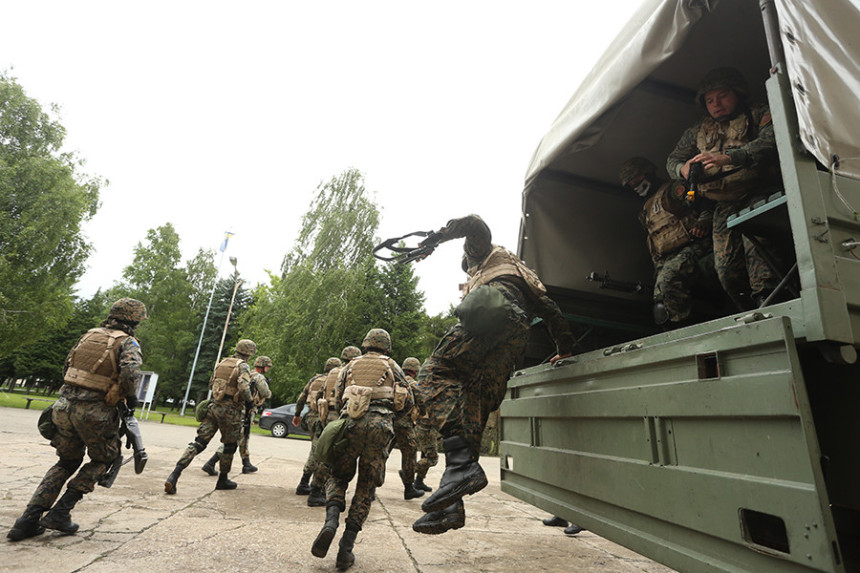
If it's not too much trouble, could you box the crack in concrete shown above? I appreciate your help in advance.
[376,498,423,573]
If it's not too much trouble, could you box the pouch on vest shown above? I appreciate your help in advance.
[105,384,123,407]
[393,384,408,411]
[317,397,329,423]
[210,378,227,401]
[37,403,57,440]
[346,385,373,419]
[455,284,512,334]
[195,399,211,422]
[315,417,350,464]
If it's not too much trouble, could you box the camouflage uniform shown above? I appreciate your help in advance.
[211,369,271,470]
[296,372,328,476]
[7,298,146,541]
[667,69,780,308]
[392,396,419,493]
[413,417,439,486]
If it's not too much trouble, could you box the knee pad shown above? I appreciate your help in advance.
[191,437,208,453]
[58,457,84,474]
[223,442,238,454]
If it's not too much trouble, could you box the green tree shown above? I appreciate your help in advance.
[0,72,102,355]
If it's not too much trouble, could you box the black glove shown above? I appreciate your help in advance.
[125,394,139,409]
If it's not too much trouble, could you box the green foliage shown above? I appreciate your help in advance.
[0,72,102,355]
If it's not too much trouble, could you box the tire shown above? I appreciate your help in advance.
[271,422,289,438]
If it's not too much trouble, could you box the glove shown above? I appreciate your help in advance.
[420,230,443,248]
[125,394,139,409]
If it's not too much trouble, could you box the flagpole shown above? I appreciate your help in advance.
[180,232,233,416]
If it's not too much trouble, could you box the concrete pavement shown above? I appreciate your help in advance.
[0,407,674,573]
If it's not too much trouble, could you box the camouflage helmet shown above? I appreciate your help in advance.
[361,328,391,353]
[324,357,342,372]
[108,298,147,323]
[340,346,361,362]
[254,355,272,368]
[696,67,749,108]
[402,357,421,373]
[235,339,257,357]
[619,157,657,187]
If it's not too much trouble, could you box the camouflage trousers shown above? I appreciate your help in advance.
[302,411,322,475]
[311,411,340,490]
[654,240,712,323]
[392,414,417,485]
[417,319,530,454]
[325,411,394,531]
[413,421,439,480]
[29,392,120,508]
[177,399,243,474]
[713,198,777,306]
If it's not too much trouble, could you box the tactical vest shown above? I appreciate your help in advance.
[643,182,698,260]
[212,356,243,398]
[63,327,129,404]
[343,353,406,418]
[463,246,547,298]
[695,106,765,201]
[323,366,344,409]
[251,372,271,407]
[306,373,327,412]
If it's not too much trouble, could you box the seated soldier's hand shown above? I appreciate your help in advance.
[550,352,574,365]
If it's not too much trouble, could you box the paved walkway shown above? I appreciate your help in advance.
[0,407,673,573]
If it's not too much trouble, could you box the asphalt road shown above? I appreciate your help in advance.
[0,407,673,573]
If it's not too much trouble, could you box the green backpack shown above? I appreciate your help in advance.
[38,403,57,440]
[315,418,350,464]
[195,399,211,422]
[455,285,512,334]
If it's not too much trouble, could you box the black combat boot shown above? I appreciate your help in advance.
[296,472,312,495]
[400,469,424,500]
[311,504,341,558]
[307,485,326,507]
[335,526,359,570]
[414,476,432,492]
[215,472,238,490]
[201,454,219,476]
[39,488,84,534]
[164,464,183,494]
[564,523,586,535]
[241,458,258,474]
[421,436,487,513]
[412,499,465,535]
[6,505,47,541]
[542,515,569,527]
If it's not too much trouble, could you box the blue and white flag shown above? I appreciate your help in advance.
[220,231,234,252]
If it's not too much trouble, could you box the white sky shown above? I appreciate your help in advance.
[2,1,642,316]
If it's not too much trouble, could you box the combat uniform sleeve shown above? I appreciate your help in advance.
[667,123,703,179]
[534,295,576,356]
[236,362,253,403]
[391,362,415,413]
[116,337,143,398]
[725,106,777,168]
[254,373,272,404]
[437,214,493,263]
[294,378,313,412]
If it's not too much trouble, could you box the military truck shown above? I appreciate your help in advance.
[499,1,860,572]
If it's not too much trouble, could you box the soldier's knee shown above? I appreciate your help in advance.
[191,437,208,453]
[223,442,238,454]
[58,457,84,474]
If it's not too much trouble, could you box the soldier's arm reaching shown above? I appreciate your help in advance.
[427,214,493,265]
[532,295,576,364]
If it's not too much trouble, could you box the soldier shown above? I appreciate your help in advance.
[164,339,256,494]
[406,357,438,493]
[619,157,714,327]
[200,355,273,475]
[392,357,424,500]
[7,298,146,540]
[667,67,781,309]
[306,345,362,507]
[411,214,574,535]
[292,356,342,495]
[311,329,413,571]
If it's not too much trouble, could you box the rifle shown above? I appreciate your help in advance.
[586,271,652,295]
[685,161,704,203]
[372,230,442,264]
[99,403,148,488]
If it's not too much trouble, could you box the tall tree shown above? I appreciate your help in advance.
[0,72,102,355]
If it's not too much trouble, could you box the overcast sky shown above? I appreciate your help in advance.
[2,1,642,316]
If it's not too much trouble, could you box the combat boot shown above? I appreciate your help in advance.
[164,464,183,494]
[39,488,84,534]
[400,469,424,500]
[311,504,341,558]
[414,476,432,492]
[335,526,359,570]
[542,515,568,527]
[307,485,326,507]
[215,472,238,490]
[412,499,465,535]
[421,436,487,513]
[241,458,258,474]
[296,472,312,495]
[6,505,47,541]
[564,523,586,535]
[201,454,219,476]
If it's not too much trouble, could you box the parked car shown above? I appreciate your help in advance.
[258,403,310,438]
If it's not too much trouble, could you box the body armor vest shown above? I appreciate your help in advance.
[213,356,242,398]
[463,246,547,298]
[307,374,327,412]
[643,182,698,260]
[64,327,129,404]
[343,354,403,418]
[696,106,764,201]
